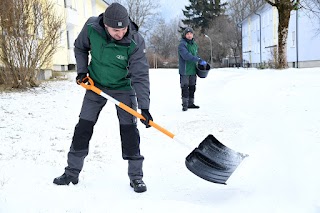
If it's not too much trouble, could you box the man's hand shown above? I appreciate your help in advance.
[140,109,153,128]
[76,73,88,85]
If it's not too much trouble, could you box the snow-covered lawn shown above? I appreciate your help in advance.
[1,68,319,212]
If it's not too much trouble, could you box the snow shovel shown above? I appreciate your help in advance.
[80,77,248,184]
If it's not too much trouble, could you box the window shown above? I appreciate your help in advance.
[64,0,77,10]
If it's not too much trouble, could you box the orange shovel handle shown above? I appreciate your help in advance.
[80,77,175,139]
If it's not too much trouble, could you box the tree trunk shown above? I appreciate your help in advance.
[265,0,297,69]
[277,5,291,69]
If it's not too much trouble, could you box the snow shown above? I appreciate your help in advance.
[1,67,320,212]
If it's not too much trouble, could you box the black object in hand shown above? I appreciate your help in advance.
[76,73,88,85]
[140,109,153,128]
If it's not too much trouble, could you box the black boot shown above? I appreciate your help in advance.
[181,86,189,111]
[188,98,200,109]
[130,179,147,193]
[182,105,188,111]
[188,103,200,108]
[182,98,188,111]
[53,173,79,185]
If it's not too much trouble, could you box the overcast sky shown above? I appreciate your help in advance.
[160,0,190,21]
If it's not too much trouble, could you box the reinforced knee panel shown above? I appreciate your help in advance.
[120,124,141,158]
[72,119,95,151]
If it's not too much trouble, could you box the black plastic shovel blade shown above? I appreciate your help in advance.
[185,134,247,184]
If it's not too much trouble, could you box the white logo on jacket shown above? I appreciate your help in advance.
[116,55,126,60]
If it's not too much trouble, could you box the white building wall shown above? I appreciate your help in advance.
[294,10,320,62]
[242,4,276,65]
[261,5,277,63]
[287,11,297,62]
[242,19,251,65]
[241,2,320,68]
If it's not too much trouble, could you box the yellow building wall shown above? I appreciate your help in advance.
[0,0,65,69]
[0,0,107,74]
[52,0,107,71]
[51,0,68,69]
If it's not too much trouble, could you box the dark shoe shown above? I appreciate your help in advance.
[182,98,188,112]
[53,173,79,185]
[130,179,147,193]
[182,105,188,111]
[188,103,200,109]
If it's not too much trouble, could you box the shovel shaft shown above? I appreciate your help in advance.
[118,103,174,138]
[81,77,175,139]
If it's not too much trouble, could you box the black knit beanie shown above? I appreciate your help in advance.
[183,27,194,38]
[103,3,129,28]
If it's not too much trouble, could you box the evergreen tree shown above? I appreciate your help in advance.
[181,0,227,33]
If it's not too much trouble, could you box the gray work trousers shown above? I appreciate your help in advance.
[65,89,144,181]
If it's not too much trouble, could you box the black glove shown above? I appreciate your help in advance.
[140,109,153,128]
[76,73,88,85]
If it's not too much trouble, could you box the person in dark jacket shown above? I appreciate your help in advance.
[178,27,207,111]
[53,3,152,193]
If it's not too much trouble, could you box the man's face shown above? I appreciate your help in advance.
[105,25,128,40]
[185,32,193,40]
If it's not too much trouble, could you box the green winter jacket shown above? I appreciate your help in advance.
[74,14,150,109]
[87,25,136,90]
[178,38,199,75]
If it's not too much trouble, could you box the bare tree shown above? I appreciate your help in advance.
[228,0,265,19]
[265,0,299,69]
[0,0,63,88]
[196,16,235,67]
[227,21,242,67]
[227,1,246,66]
[248,0,266,13]
[300,0,320,35]
[111,0,160,35]
[148,18,181,67]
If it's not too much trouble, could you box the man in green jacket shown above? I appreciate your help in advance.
[178,27,207,111]
[53,3,152,193]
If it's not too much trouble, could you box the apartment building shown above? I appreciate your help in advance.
[52,0,108,72]
[241,3,320,68]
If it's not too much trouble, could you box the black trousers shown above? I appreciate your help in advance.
[180,75,197,99]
